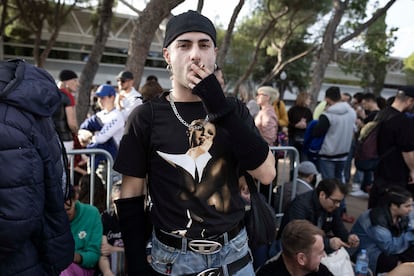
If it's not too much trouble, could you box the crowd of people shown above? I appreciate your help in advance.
[2,9,414,276]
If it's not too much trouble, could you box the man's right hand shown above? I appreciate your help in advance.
[329,237,349,250]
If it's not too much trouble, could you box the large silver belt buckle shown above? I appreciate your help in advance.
[196,267,221,276]
[188,239,222,254]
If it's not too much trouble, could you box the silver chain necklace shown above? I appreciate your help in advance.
[168,92,208,130]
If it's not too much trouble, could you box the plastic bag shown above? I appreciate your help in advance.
[320,247,354,276]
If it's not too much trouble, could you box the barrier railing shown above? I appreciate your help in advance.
[66,146,299,216]
[257,146,299,215]
[67,148,114,211]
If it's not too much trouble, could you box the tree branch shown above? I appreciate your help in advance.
[335,0,396,49]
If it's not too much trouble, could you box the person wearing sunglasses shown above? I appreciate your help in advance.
[115,70,143,120]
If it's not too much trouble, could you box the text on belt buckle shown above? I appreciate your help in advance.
[196,267,221,276]
[188,239,222,254]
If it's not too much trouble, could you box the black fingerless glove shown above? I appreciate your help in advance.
[115,196,150,275]
[193,75,269,171]
[192,73,234,122]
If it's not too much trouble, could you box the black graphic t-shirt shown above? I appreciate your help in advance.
[114,93,255,237]
[102,210,123,246]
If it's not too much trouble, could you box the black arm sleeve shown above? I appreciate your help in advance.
[114,196,151,274]
[192,74,269,171]
[312,114,330,137]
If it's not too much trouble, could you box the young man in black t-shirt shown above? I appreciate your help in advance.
[113,10,275,275]
[370,86,414,208]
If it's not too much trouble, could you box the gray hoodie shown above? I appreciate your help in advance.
[319,101,356,158]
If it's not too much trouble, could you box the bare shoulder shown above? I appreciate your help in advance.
[386,262,414,276]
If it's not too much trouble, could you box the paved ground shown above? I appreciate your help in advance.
[344,193,369,231]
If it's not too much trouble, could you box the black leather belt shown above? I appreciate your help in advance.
[184,253,252,276]
[154,221,244,251]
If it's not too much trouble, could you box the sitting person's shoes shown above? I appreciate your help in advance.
[341,213,355,223]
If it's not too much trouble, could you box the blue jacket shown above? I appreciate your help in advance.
[80,113,119,167]
[351,207,414,274]
[0,60,74,275]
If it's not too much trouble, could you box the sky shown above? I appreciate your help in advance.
[119,0,414,58]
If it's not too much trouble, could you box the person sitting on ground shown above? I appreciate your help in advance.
[99,183,126,276]
[78,173,107,214]
[60,186,103,276]
[351,186,414,275]
[277,178,360,254]
[256,219,333,276]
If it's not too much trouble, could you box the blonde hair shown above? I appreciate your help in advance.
[257,86,279,104]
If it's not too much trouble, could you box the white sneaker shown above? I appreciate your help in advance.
[350,190,369,199]
[352,183,361,192]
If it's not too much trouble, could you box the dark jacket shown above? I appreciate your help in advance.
[278,190,349,253]
[52,89,73,141]
[0,60,74,275]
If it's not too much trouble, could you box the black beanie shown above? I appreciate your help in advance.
[59,70,78,81]
[163,10,216,48]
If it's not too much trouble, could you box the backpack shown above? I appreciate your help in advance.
[354,112,396,171]
[302,120,325,163]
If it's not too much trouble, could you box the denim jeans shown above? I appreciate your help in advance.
[319,159,345,182]
[318,159,347,212]
[150,228,254,276]
[344,139,355,183]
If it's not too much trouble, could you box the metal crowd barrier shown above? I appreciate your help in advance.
[66,148,114,211]
[66,146,299,215]
[257,146,300,217]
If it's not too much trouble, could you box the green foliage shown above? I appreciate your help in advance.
[341,0,371,38]
[338,12,395,95]
[218,26,255,83]
[222,0,330,91]
[404,53,414,85]
[5,21,31,41]
[404,53,414,72]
